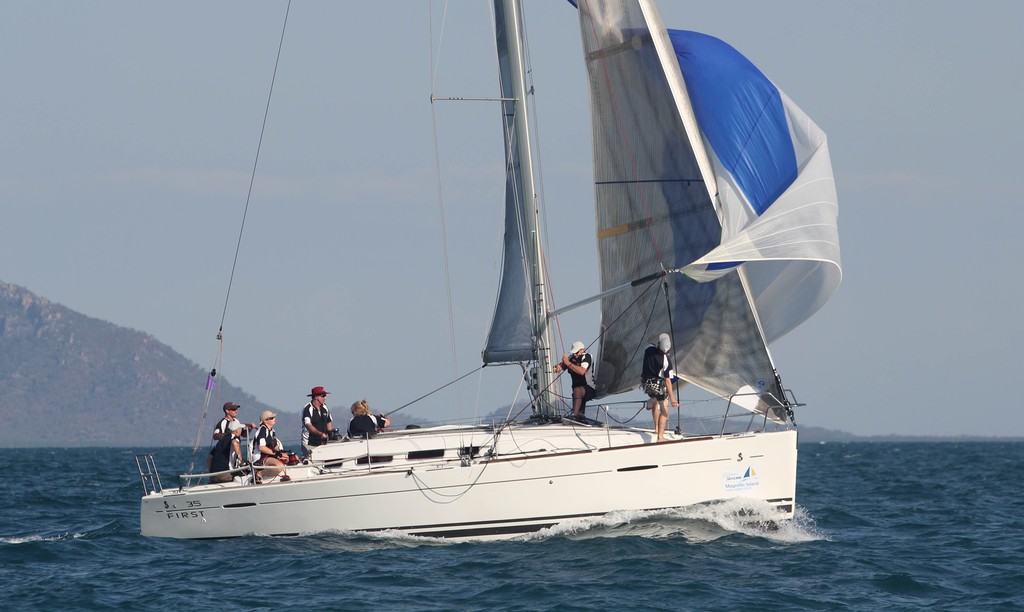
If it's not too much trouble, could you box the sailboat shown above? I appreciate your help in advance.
[138,0,840,540]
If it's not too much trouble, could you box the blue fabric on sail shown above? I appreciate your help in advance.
[667,30,796,217]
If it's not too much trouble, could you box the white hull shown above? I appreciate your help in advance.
[140,423,797,540]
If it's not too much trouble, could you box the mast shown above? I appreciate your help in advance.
[496,0,556,414]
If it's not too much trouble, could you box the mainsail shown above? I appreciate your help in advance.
[482,0,536,365]
[577,0,840,418]
[482,0,560,413]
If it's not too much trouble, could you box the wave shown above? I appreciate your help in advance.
[520,500,828,544]
[0,532,87,545]
[236,499,828,550]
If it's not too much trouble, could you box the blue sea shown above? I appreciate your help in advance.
[1,442,1020,610]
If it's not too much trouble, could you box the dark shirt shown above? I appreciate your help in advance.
[301,403,333,447]
[213,416,247,440]
[641,344,671,380]
[209,417,235,458]
[348,414,386,439]
[211,433,241,473]
[213,417,231,437]
[567,352,595,390]
[251,424,280,462]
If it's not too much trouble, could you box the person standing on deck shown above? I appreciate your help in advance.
[641,333,678,442]
[300,386,334,459]
[553,340,596,421]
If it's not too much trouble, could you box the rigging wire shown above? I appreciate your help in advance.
[218,1,292,332]
[428,0,464,423]
[383,366,483,418]
[535,275,663,423]
[188,1,292,471]
[186,339,225,476]
[659,277,683,432]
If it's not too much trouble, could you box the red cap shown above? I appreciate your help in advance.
[308,386,330,397]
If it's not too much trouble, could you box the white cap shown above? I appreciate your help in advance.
[570,341,585,353]
[228,420,244,432]
[658,333,671,352]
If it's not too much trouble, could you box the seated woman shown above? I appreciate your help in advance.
[251,410,291,482]
[209,420,245,483]
[347,399,391,439]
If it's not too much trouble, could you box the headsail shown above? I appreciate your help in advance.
[576,0,840,419]
[669,30,841,344]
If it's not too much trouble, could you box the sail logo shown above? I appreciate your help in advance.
[723,466,761,492]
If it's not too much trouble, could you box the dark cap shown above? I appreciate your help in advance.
[223,402,241,412]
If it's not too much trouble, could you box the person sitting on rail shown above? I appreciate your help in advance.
[251,410,291,482]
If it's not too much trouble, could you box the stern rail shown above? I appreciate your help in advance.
[135,453,163,495]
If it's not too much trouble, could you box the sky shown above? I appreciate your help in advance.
[2,1,1022,438]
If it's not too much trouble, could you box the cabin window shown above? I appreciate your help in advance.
[407,449,445,460]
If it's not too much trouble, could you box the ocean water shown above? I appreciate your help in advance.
[1,442,1020,610]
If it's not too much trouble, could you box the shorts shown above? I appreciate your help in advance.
[641,377,667,401]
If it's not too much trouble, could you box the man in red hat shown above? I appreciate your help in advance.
[300,386,334,458]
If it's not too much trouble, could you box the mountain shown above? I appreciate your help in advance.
[0,280,279,448]
[2,281,1015,448]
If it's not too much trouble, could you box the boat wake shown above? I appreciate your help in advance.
[287,528,458,551]
[277,500,826,549]
[0,532,87,545]
[521,500,827,545]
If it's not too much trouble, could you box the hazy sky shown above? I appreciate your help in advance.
[2,1,1021,437]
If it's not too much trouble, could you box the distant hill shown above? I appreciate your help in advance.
[0,280,279,448]
[2,280,1016,449]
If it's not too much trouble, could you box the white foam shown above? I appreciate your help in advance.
[1,532,85,545]
[279,501,828,547]
[521,501,828,544]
